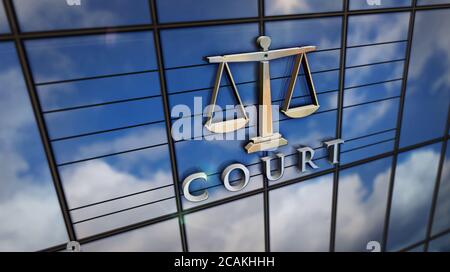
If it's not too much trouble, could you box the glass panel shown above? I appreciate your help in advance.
[0,42,68,251]
[387,143,442,251]
[156,0,258,23]
[82,219,182,252]
[428,233,450,252]
[270,174,333,252]
[418,0,450,5]
[335,158,392,252]
[37,72,161,112]
[265,17,342,50]
[350,0,411,10]
[25,32,158,84]
[161,23,259,69]
[400,9,450,147]
[0,0,9,33]
[432,141,450,235]
[59,145,176,238]
[347,12,410,47]
[264,0,343,16]
[185,195,265,252]
[13,0,151,32]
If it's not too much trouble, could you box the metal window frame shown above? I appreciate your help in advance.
[0,0,449,252]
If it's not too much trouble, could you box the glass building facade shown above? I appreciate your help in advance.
[0,0,449,252]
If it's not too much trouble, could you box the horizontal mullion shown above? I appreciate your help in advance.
[50,119,166,142]
[70,183,175,212]
[72,196,176,225]
[57,142,168,167]
[43,94,162,114]
[35,69,159,86]
[8,5,449,42]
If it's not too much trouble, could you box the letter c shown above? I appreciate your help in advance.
[182,172,209,202]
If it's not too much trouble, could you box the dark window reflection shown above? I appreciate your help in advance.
[400,9,450,147]
[157,0,258,23]
[264,0,343,16]
[428,233,450,252]
[418,0,450,5]
[0,42,68,251]
[350,0,411,10]
[270,174,333,252]
[13,0,151,32]
[185,195,265,252]
[387,143,442,251]
[0,0,9,33]
[431,141,450,235]
[335,158,392,252]
[82,219,182,252]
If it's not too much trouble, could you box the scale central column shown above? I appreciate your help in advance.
[259,60,273,138]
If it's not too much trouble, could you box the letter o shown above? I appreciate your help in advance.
[221,163,250,192]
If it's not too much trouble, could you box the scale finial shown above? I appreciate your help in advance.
[257,36,271,51]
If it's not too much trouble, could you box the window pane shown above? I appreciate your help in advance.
[387,143,442,251]
[335,158,392,252]
[0,42,68,251]
[350,0,411,10]
[25,32,158,84]
[264,0,343,16]
[82,219,182,252]
[400,9,450,147]
[428,233,450,252]
[59,145,176,238]
[185,195,264,252]
[270,174,333,252]
[161,23,259,69]
[13,0,151,32]
[0,0,9,33]
[347,12,410,47]
[157,0,258,23]
[432,141,450,235]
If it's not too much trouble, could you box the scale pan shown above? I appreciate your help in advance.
[205,117,249,134]
[282,104,320,119]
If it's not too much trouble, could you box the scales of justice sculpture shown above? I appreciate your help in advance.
[204,36,319,154]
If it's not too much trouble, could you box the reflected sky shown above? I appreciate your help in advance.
[185,194,265,252]
[270,174,333,252]
[432,141,450,235]
[0,42,68,251]
[0,0,9,33]
[387,143,442,251]
[82,219,182,252]
[400,9,450,147]
[347,12,410,46]
[264,0,343,16]
[157,0,258,23]
[26,31,157,83]
[13,0,151,32]
[335,158,392,252]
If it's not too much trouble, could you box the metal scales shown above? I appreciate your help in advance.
[205,36,320,153]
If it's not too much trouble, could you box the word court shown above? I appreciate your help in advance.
[182,139,344,202]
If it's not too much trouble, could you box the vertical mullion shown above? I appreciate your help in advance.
[424,107,450,251]
[258,0,271,253]
[149,0,188,252]
[382,0,417,252]
[2,0,77,242]
[329,0,349,252]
